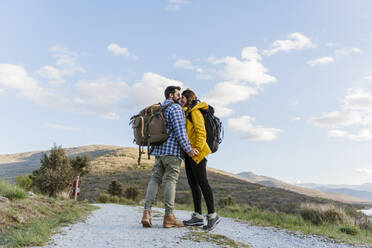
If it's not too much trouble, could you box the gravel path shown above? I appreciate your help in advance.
[33,204,366,248]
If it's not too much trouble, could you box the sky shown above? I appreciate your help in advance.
[1,0,372,185]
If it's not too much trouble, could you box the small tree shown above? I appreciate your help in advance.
[32,145,91,197]
[125,186,139,201]
[15,174,33,191]
[108,181,123,197]
[71,154,90,177]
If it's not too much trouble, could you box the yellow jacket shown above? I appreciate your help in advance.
[184,102,212,164]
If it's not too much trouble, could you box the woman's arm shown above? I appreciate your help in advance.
[191,109,207,151]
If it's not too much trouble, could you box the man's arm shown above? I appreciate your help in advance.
[170,105,193,154]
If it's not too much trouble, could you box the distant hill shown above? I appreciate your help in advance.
[1,145,371,215]
[0,145,122,181]
[296,183,372,200]
[237,172,372,204]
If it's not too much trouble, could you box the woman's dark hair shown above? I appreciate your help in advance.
[164,86,181,99]
[182,89,198,108]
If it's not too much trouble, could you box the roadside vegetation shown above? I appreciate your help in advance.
[0,145,96,248]
[97,184,372,246]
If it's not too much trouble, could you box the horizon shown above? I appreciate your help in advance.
[1,1,372,185]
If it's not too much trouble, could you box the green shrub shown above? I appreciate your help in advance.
[98,193,110,203]
[0,180,27,200]
[119,197,136,205]
[340,226,359,235]
[218,196,236,208]
[111,196,120,203]
[125,186,139,201]
[15,175,33,191]
[300,204,348,225]
[108,181,123,197]
[224,205,241,213]
[323,209,344,223]
[301,208,324,225]
[32,145,90,197]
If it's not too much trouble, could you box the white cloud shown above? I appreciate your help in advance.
[131,72,183,108]
[308,111,362,128]
[263,32,316,56]
[335,47,361,56]
[75,78,129,119]
[310,88,372,141]
[36,47,85,84]
[165,0,189,11]
[356,168,372,176]
[228,115,281,141]
[326,42,335,47]
[173,59,203,72]
[49,46,85,74]
[211,47,277,85]
[165,5,181,11]
[307,56,334,67]
[44,122,82,132]
[342,88,372,112]
[203,47,276,117]
[203,82,258,117]
[0,64,79,111]
[292,117,301,121]
[364,75,372,81]
[107,43,138,60]
[36,66,65,84]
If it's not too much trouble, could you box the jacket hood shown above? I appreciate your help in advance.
[184,102,208,113]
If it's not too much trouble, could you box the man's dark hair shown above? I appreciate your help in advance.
[164,86,181,99]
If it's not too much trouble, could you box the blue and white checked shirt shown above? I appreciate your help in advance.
[150,99,192,159]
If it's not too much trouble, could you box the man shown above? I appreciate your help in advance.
[141,85,199,228]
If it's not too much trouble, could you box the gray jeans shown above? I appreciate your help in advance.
[144,155,182,216]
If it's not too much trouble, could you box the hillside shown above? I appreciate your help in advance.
[0,145,122,182]
[237,172,372,205]
[297,183,372,200]
[1,145,371,215]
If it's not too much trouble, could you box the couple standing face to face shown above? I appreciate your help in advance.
[168,88,195,107]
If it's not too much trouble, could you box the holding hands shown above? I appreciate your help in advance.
[188,148,199,157]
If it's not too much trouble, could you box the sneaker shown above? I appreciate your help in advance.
[183,212,204,226]
[203,213,221,231]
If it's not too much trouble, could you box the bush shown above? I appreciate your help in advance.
[218,196,236,208]
[340,226,359,235]
[0,180,27,200]
[111,196,120,203]
[300,203,348,225]
[15,175,33,191]
[300,208,324,225]
[98,193,110,203]
[119,197,136,205]
[125,187,139,201]
[108,181,123,197]
[32,145,90,197]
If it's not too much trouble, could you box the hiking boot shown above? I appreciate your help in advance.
[183,212,204,226]
[141,210,152,228]
[163,214,184,228]
[203,213,221,231]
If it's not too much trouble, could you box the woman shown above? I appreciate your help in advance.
[180,89,221,230]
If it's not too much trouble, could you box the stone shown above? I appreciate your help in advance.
[0,196,9,203]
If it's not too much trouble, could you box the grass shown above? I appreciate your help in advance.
[0,180,27,200]
[3,203,96,247]
[0,181,97,248]
[216,205,372,246]
[181,230,250,248]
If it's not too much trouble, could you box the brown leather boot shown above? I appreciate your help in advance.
[163,214,184,228]
[141,210,152,228]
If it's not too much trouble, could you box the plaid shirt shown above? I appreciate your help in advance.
[150,99,192,159]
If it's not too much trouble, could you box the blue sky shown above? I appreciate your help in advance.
[1,0,372,184]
